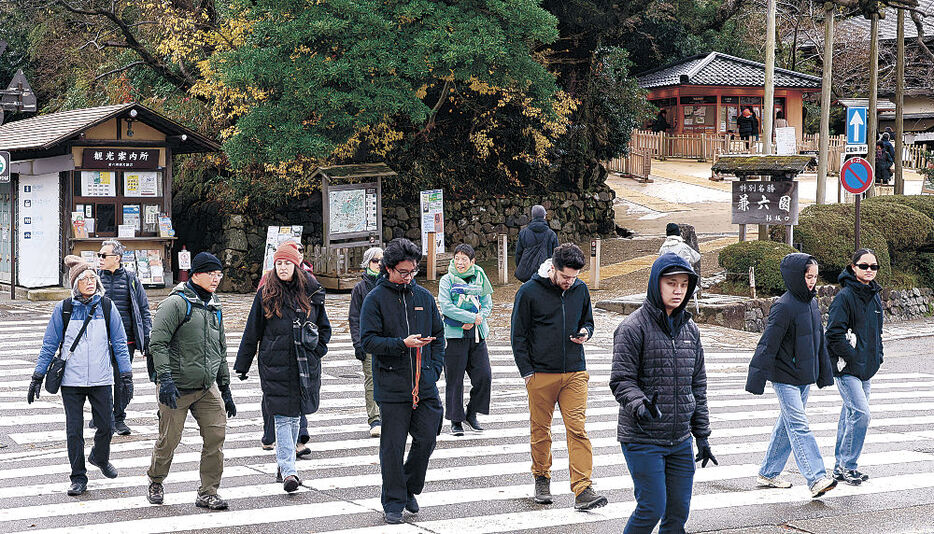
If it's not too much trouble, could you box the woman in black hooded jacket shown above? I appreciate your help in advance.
[826,249,883,486]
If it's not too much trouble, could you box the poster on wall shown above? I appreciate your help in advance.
[123,205,141,230]
[18,173,60,287]
[419,189,445,254]
[775,127,797,156]
[263,225,303,271]
[80,171,116,197]
[124,172,159,197]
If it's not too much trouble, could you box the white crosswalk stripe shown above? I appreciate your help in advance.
[1,313,933,534]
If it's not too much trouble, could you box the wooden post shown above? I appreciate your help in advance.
[590,238,601,290]
[895,7,906,195]
[786,224,794,247]
[763,0,776,155]
[738,176,746,242]
[816,2,834,205]
[497,234,508,285]
[749,266,757,299]
[426,232,437,281]
[866,12,879,197]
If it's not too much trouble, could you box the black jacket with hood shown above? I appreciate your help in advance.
[514,218,559,282]
[826,267,884,381]
[349,272,379,361]
[511,260,595,378]
[609,253,710,445]
[359,276,445,404]
[746,253,834,394]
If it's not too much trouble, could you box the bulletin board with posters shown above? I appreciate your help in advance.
[680,96,717,133]
[419,189,445,254]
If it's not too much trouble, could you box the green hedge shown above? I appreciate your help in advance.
[718,241,798,295]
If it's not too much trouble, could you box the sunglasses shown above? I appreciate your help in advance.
[97,253,118,259]
[855,263,880,271]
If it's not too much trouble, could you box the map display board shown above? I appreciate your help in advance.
[328,187,378,236]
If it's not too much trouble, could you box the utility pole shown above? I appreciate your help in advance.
[816,2,834,205]
[866,11,880,197]
[895,8,906,194]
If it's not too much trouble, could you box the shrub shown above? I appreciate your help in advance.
[859,200,934,254]
[864,195,934,233]
[718,240,798,295]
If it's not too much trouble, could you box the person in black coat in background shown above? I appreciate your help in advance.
[235,243,331,493]
[349,247,384,437]
[610,253,714,534]
[746,253,837,499]
[826,249,884,486]
[514,205,559,282]
[360,238,445,525]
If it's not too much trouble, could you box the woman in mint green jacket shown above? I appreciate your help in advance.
[438,244,493,436]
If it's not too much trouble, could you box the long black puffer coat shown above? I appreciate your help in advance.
[826,267,884,381]
[609,253,711,446]
[235,273,331,416]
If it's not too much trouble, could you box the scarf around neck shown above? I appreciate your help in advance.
[447,260,493,296]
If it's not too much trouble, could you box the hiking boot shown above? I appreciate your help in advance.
[283,475,300,493]
[384,510,404,524]
[88,456,118,479]
[67,481,87,496]
[832,466,863,486]
[114,421,132,436]
[195,493,229,510]
[533,475,553,504]
[810,477,837,498]
[756,474,793,488]
[295,443,311,458]
[450,422,464,436]
[147,482,164,504]
[574,486,608,511]
[464,412,484,432]
[405,494,419,513]
[369,421,382,438]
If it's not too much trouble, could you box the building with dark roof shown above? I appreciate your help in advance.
[637,52,821,140]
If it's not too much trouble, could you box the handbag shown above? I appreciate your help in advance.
[46,301,99,394]
[294,310,319,352]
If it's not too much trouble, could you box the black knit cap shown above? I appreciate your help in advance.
[190,252,222,274]
[665,222,681,236]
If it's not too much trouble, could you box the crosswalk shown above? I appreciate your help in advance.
[1,310,934,534]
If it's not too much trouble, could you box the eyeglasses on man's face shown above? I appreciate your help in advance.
[393,267,419,279]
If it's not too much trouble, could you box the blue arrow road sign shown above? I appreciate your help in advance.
[847,107,867,145]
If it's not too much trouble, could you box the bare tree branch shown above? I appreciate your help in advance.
[93,60,143,81]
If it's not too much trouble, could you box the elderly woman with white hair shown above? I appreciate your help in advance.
[349,246,384,437]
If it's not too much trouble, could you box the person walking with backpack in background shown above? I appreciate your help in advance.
[360,238,445,525]
[511,243,607,511]
[96,239,151,435]
[438,244,493,436]
[658,223,700,266]
[349,246,383,438]
[514,205,559,282]
[746,253,837,498]
[26,255,133,496]
[235,243,331,493]
[146,252,235,510]
[826,249,884,486]
[610,253,715,533]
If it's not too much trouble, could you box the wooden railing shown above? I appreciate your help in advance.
[604,150,652,181]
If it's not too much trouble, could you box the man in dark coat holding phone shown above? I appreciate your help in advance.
[360,238,445,525]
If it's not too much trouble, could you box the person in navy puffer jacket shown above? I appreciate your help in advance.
[27,255,132,497]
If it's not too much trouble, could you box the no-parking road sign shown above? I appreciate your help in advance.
[840,157,873,195]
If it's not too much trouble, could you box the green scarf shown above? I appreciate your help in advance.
[447,260,494,296]
[366,266,380,277]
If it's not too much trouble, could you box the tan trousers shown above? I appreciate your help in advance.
[148,384,227,496]
[525,371,593,496]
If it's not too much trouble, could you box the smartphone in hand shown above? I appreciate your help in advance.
[570,332,587,339]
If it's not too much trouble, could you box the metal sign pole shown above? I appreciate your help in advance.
[855,195,862,250]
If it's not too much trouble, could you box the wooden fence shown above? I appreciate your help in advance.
[604,150,652,181]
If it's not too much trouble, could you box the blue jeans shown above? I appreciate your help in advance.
[274,415,300,478]
[620,438,695,534]
[760,383,826,487]
[835,375,871,470]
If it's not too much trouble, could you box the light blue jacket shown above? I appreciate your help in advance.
[34,295,132,387]
[438,273,493,340]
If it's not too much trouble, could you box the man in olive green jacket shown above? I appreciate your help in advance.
[146,252,236,510]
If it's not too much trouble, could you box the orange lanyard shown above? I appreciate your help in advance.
[412,345,422,409]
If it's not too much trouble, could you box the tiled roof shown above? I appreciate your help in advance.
[800,1,934,47]
[0,103,219,154]
[637,52,822,89]
[837,98,897,111]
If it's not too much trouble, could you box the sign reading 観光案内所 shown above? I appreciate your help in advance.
[731,181,799,226]
[81,148,159,170]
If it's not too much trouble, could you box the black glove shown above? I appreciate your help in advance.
[158,372,180,409]
[636,391,662,421]
[219,385,236,417]
[354,347,366,362]
[143,337,150,356]
[236,372,248,381]
[27,372,43,404]
[119,372,134,404]
[695,437,718,468]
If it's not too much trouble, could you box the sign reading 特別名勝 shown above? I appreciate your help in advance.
[731,181,799,226]
[82,148,159,170]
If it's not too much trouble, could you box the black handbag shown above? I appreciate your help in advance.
[295,315,319,352]
[45,301,99,394]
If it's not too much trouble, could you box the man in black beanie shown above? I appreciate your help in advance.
[146,251,235,510]
[659,223,700,266]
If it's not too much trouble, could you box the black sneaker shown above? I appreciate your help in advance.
[852,469,870,481]
[450,422,464,436]
[195,493,229,510]
[464,412,484,432]
[276,468,283,483]
[283,475,300,493]
[574,486,608,511]
[832,466,862,486]
[114,421,131,436]
[533,475,553,504]
[405,494,419,513]
[88,456,118,479]
[67,481,87,496]
[147,482,164,504]
[384,510,404,524]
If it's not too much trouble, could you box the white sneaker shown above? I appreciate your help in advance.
[756,474,793,488]
[810,476,837,498]
[369,421,381,438]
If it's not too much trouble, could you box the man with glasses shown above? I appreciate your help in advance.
[146,252,236,510]
[360,238,445,525]
[511,243,607,511]
[96,239,151,435]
